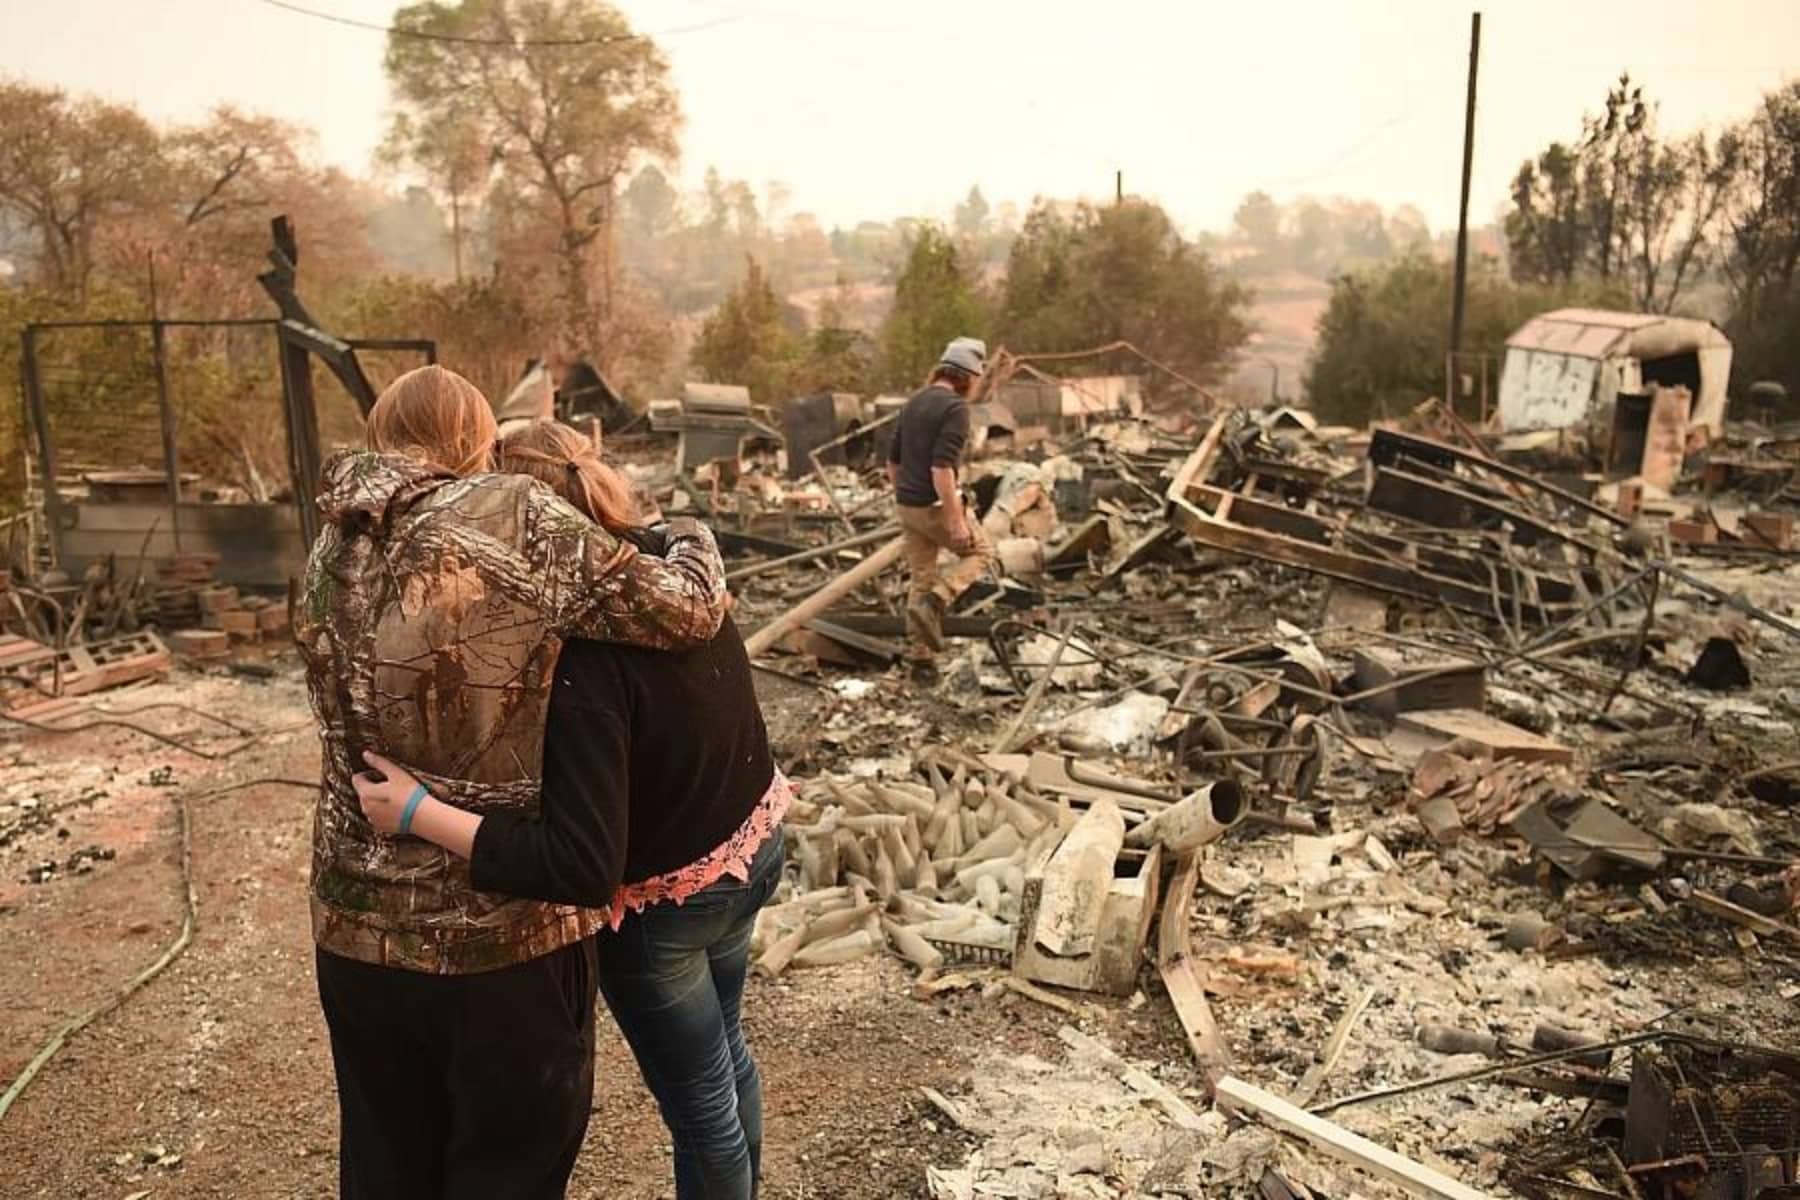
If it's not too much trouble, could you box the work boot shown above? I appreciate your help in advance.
[906,592,947,653]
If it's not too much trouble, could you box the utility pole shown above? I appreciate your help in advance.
[1448,11,1482,397]
[1116,170,1123,205]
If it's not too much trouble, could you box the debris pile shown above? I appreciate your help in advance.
[7,329,1797,1197]
[673,383,1798,1196]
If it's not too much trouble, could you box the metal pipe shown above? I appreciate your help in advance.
[1124,781,1249,853]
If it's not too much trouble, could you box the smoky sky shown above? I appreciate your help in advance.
[5,0,1796,235]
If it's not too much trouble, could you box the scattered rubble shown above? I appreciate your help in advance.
[6,329,1798,1195]
[699,382,1796,1195]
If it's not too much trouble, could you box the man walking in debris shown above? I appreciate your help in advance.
[888,336,995,679]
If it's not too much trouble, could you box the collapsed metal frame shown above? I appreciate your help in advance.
[1163,414,1626,627]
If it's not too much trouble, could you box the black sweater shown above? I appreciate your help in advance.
[468,615,775,909]
[888,384,970,506]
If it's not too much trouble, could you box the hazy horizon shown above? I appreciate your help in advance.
[4,0,1797,237]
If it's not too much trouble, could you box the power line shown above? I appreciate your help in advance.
[253,0,741,47]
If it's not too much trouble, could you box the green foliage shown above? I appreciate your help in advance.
[330,273,546,406]
[689,257,801,405]
[0,281,172,510]
[621,164,680,242]
[1232,191,1282,249]
[1504,74,1738,313]
[0,82,163,301]
[789,286,873,396]
[687,264,878,403]
[1718,82,1800,396]
[1307,253,1629,426]
[876,225,987,391]
[1726,278,1800,401]
[954,186,990,239]
[365,186,456,278]
[995,199,1253,398]
[1505,142,1586,284]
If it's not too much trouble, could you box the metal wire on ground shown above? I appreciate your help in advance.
[0,776,316,1126]
[0,704,305,760]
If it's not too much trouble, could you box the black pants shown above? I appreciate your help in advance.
[315,939,598,1200]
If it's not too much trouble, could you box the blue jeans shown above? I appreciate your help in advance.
[596,829,785,1200]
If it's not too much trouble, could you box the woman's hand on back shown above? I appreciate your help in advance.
[353,750,484,859]
[352,751,424,835]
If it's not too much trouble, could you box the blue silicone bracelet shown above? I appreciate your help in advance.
[397,784,428,837]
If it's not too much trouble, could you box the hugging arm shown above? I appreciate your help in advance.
[523,485,728,649]
[355,695,630,910]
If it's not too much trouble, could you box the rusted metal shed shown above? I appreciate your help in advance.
[1497,308,1732,437]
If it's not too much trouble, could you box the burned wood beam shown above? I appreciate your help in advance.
[716,530,812,560]
[20,330,63,543]
[346,338,437,360]
[798,619,903,664]
[276,329,323,549]
[1651,559,1800,642]
[1157,852,1228,1081]
[723,524,898,581]
[742,536,907,658]
[1165,414,1230,502]
[1217,1076,1500,1200]
[804,612,996,639]
[257,216,380,417]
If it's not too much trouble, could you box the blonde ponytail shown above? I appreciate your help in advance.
[497,420,639,534]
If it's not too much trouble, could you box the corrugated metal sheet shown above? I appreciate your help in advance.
[1505,308,1727,360]
[1498,348,1599,430]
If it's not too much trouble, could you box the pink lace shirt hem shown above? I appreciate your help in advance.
[602,771,792,930]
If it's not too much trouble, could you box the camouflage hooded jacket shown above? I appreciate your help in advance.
[295,450,728,974]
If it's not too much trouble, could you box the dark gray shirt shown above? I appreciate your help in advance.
[888,384,970,507]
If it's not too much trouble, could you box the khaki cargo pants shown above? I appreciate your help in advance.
[896,503,994,660]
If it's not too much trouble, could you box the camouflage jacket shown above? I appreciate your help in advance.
[295,450,728,974]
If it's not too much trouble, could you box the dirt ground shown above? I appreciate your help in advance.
[0,660,1094,1200]
[4,643,1797,1199]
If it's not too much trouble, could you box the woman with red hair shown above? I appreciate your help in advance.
[297,368,730,1199]
[356,419,790,1200]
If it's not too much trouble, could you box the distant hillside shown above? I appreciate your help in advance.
[1225,269,1331,407]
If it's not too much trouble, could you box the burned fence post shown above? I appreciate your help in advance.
[20,328,61,565]
[276,327,323,551]
[148,316,182,553]
[256,216,434,549]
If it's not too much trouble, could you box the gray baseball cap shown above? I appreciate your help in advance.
[938,337,988,378]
